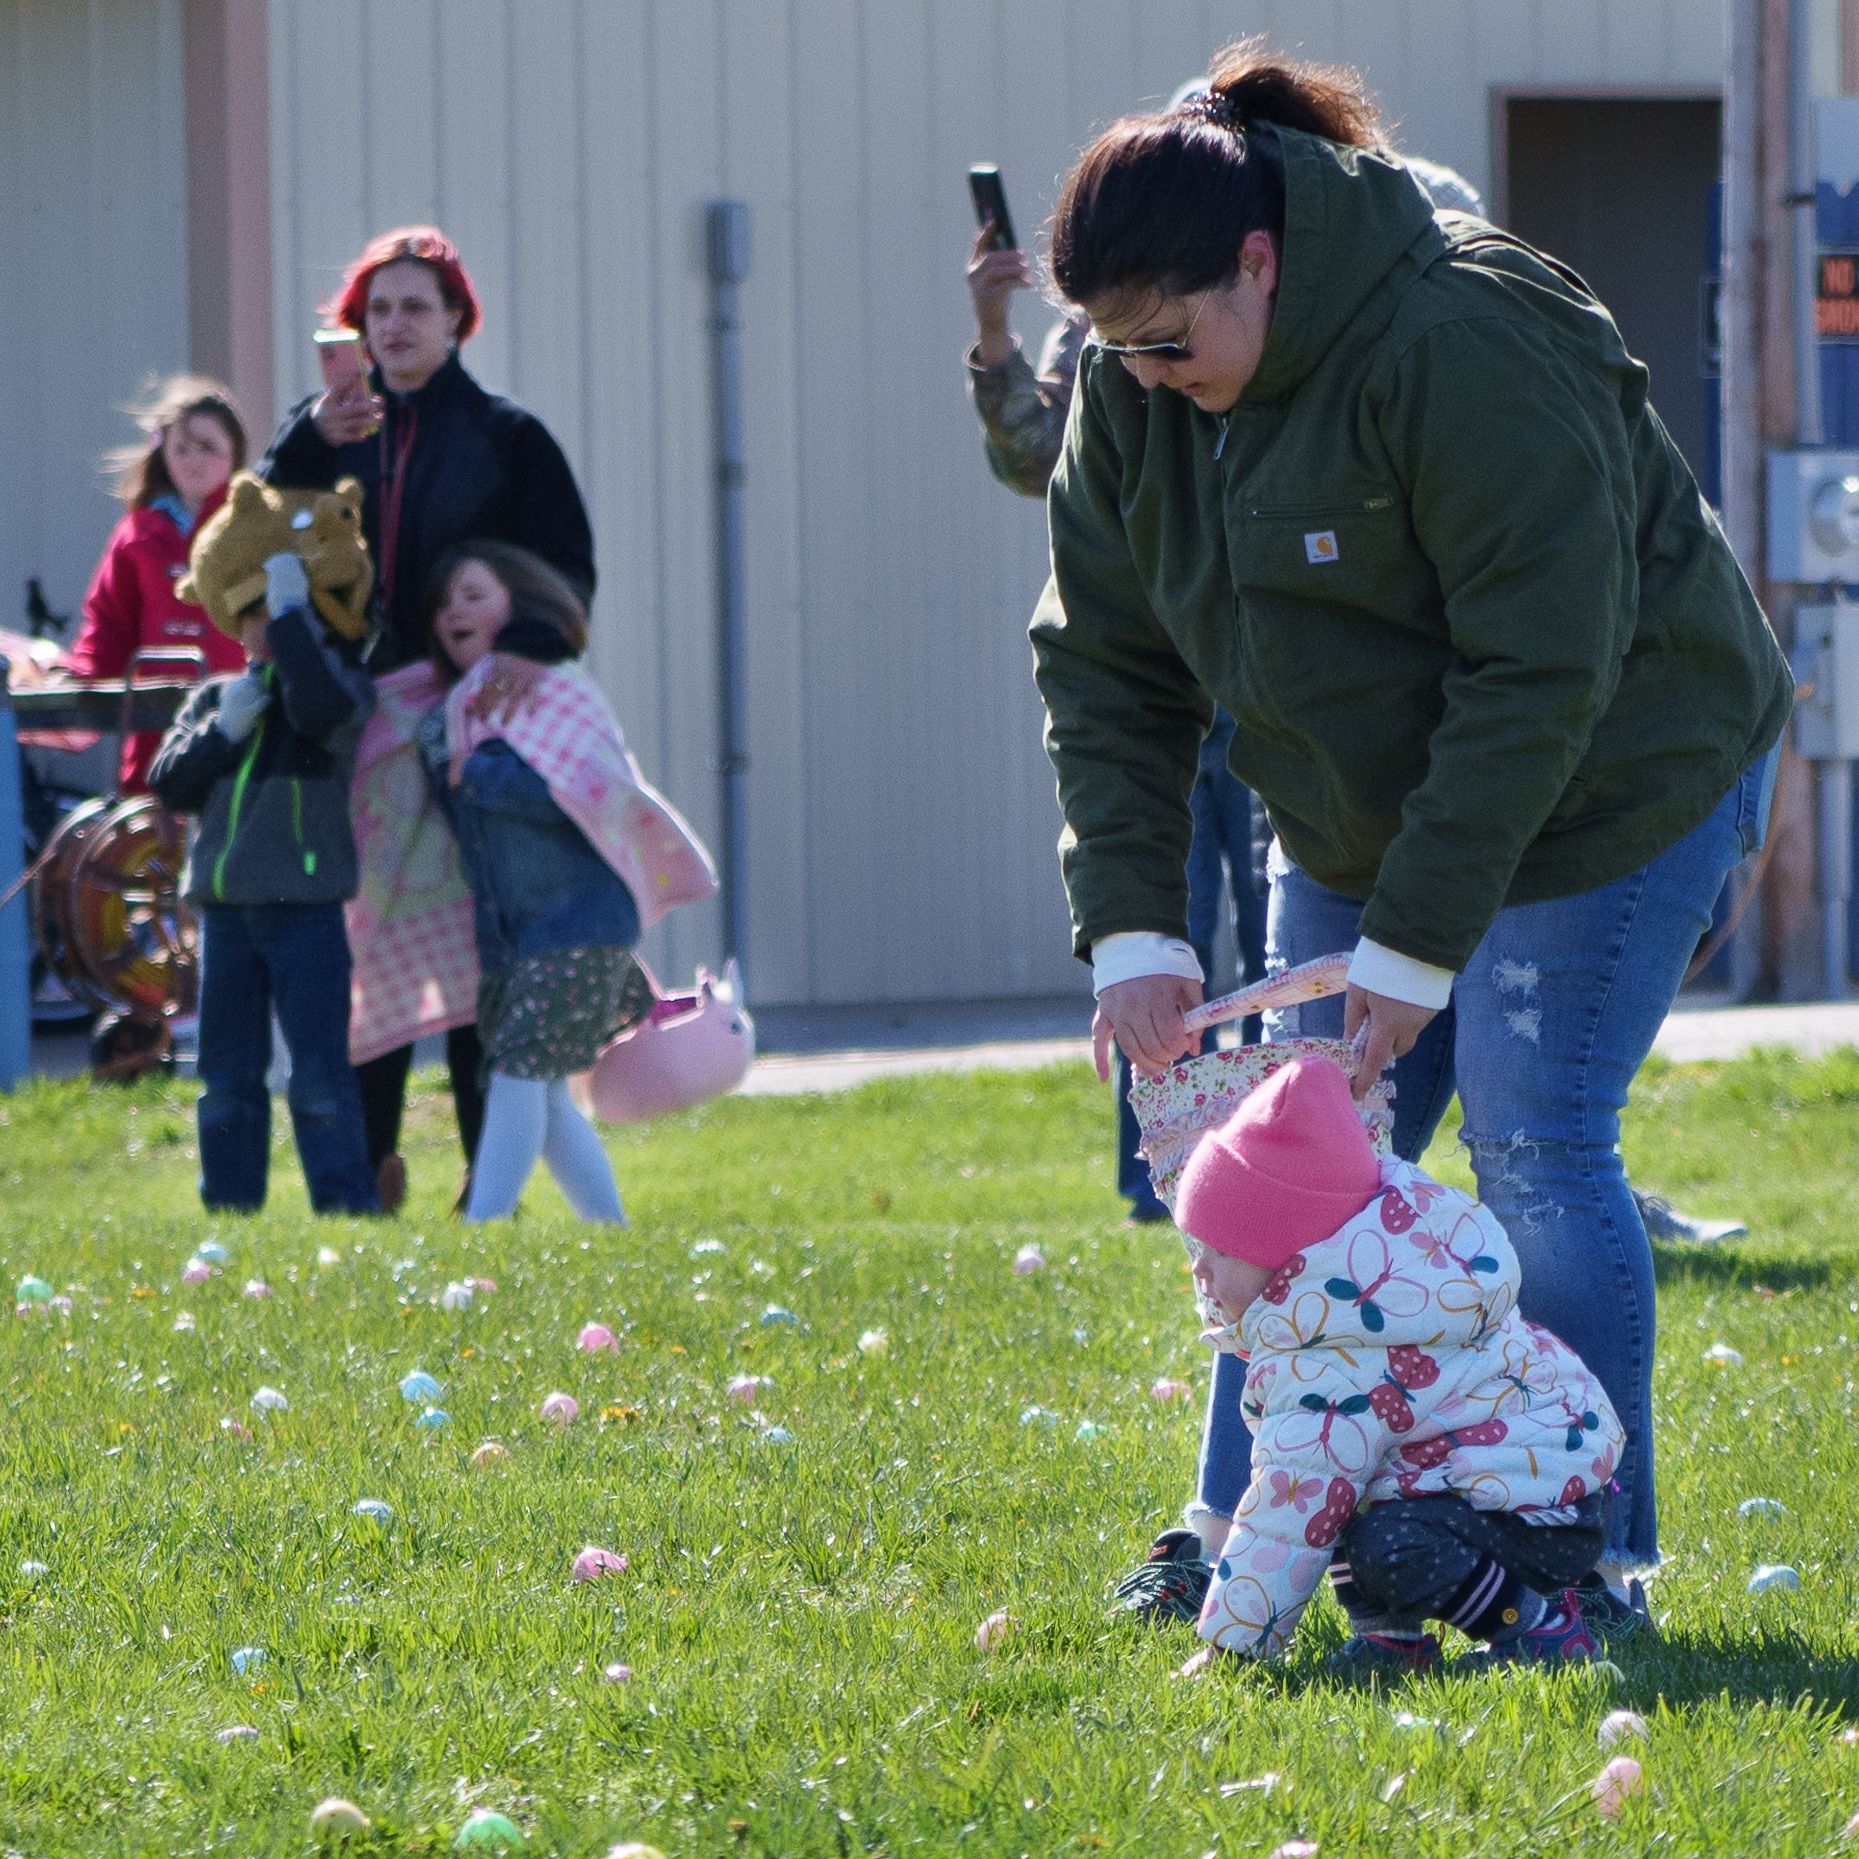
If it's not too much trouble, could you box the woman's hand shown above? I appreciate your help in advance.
[1093,973,1204,1082]
[450,653,547,785]
[311,378,384,447]
[967,222,1034,368]
[1343,983,1439,1098]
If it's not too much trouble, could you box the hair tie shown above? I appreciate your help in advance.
[1178,89,1247,137]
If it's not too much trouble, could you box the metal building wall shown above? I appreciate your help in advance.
[0,0,191,646]
[262,0,1732,1010]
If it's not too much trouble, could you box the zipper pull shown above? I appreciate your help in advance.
[1213,418,1229,462]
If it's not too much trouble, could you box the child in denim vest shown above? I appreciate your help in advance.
[416,542,714,1223]
[149,551,379,1214]
[1173,1055,1623,1673]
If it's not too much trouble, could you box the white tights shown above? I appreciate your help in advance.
[464,1074,625,1224]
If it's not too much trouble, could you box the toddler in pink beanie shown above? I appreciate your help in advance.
[1174,1054,1624,1672]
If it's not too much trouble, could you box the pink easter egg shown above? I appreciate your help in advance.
[466,1276,497,1294]
[1012,1245,1046,1275]
[218,1418,250,1439]
[1591,1756,1644,1818]
[1150,1378,1193,1402]
[726,1374,765,1403]
[1270,1844,1320,1859]
[1843,1809,1859,1842]
[1598,1710,1649,1748]
[48,1295,72,1315]
[215,1724,260,1744]
[540,1392,580,1425]
[242,1279,270,1300]
[181,1260,212,1286]
[577,1322,619,1353]
[974,1609,1017,1652]
[571,1544,628,1584]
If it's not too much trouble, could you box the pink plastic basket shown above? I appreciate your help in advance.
[1128,953,1394,1213]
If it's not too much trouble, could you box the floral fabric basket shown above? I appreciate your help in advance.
[1129,953,1395,1213]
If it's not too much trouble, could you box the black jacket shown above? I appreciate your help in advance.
[147,606,375,907]
[258,354,596,673]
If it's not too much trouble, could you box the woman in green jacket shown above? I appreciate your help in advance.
[1034,44,1791,1645]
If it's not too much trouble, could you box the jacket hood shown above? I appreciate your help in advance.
[1244,126,1444,404]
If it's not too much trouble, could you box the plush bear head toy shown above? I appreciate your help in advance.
[177,471,373,641]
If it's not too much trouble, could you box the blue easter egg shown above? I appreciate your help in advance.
[352,1499,393,1524]
[230,1645,266,1674]
[760,1305,800,1327]
[415,1407,451,1431]
[399,1370,443,1404]
[195,1241,230,1264]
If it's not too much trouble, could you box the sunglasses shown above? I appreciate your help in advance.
[1090,287,1216,363]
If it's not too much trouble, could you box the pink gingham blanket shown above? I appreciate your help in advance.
[443,657,718,931]
[345,661,479,1064]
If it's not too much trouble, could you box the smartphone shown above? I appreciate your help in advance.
[968,165,1017,251]
[313,327,369,400]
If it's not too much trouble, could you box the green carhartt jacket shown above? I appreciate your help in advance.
[1031,126,1792,973]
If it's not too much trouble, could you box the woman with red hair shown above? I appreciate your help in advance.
[260,225,597,1211]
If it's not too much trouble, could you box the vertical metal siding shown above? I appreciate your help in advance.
[0,0,189,642]
[262,0,1733,1009]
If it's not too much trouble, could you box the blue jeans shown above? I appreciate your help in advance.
[1117,711,1269,1213]
[196,903,380,1215]
[1192,751,1776,1566]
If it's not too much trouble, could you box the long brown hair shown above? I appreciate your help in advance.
[1049,40,1385,309]
[424,540,589,684]
[104,374,247,510]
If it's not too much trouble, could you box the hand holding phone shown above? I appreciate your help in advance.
[968,165,1017,250]
[312,329,380,443]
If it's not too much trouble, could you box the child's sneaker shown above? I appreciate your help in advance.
[1463,1590,1597,1670]
[1570,1574,1656,1644]
[1328,1631,1442,1679]
[1110,1528,1211,1625]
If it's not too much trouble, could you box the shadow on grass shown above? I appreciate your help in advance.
[1650,1245,1832,1292]
[1610,1627,1859,1714]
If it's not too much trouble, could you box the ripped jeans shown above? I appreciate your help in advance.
[1191,752,1776,1569]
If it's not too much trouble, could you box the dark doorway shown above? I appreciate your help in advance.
[1503,96,1722,479]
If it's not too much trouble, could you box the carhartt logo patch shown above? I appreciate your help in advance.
[1304,530,1339,565]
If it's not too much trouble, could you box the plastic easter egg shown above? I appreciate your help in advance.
[230,1646,266,1674]
[215,1723,260,1744]
[974,1608,1017,1651]
[1591,1755,1644,1817]
[760,1304,800,1328]
[577,1322,619,1353]
[539,1392,579,1425]
[1749,1563,1801,1593]
[1019,1405,1059,1427]
[455,1807,524,1849]
[19,1559,48,1581]
[440,1280,474,1311]
[181,1259,212,1286]
[249,1386,288,1414]
[726,1374,766,1403]
[219,1416,249,1438]
[195,1240,230,1264]
[309,1796,372,1837]
[242,1278,270,1300]
[1012,1244,1046,1274]
[352,1498,393,1525]
[606,1846,666,1859]
[760,1424,795,1444]
[48,1295,71,1315]
[1844,1808,1859,1842]
[415,1406,451,1432]
[1702,1342,1743,1367]
[174,1311,197,1332]
[399,1369,443,1404]
[1268,1844,1320,1859]
[691,1237,726,1256]
[1598,1709,1649,1748]
[14,1275,51,1304]
[1074,1419,1108,1441]
[1738,1496,1786,1519]
[316,1246,342,1268]
[465,1276,496,1294]
[857,1327,888,1355]
[571,1544,628,1584]
[468,1441,507,1471]
[1149,1378,1193,1402]
[602,1661,633,1683]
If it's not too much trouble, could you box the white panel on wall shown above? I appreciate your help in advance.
[256,0,1736,1010]
[0,0,190,644]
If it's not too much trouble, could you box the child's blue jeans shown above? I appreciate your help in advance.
[1192,749,1776,1570]
[196,902,380,1215]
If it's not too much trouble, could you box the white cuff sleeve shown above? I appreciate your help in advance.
[1346,937,1456,1010]
[1090,931,1204,997]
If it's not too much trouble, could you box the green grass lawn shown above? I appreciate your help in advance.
[2,1049,1857,1857]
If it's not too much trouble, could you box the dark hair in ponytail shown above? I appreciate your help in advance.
[1049,40,1385,308]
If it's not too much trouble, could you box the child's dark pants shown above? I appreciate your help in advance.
[1337,1491,1612,1627]
[196,902,380,1214]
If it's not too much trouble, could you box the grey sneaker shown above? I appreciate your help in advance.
[1634,1191,1747,1245]
[1110,1528,1211,1625]
[1570,1574,1656,1644]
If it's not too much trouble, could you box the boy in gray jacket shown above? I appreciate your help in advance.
[149,553,380,1213]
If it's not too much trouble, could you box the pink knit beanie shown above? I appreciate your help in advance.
[1175,1055,1381,1267]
